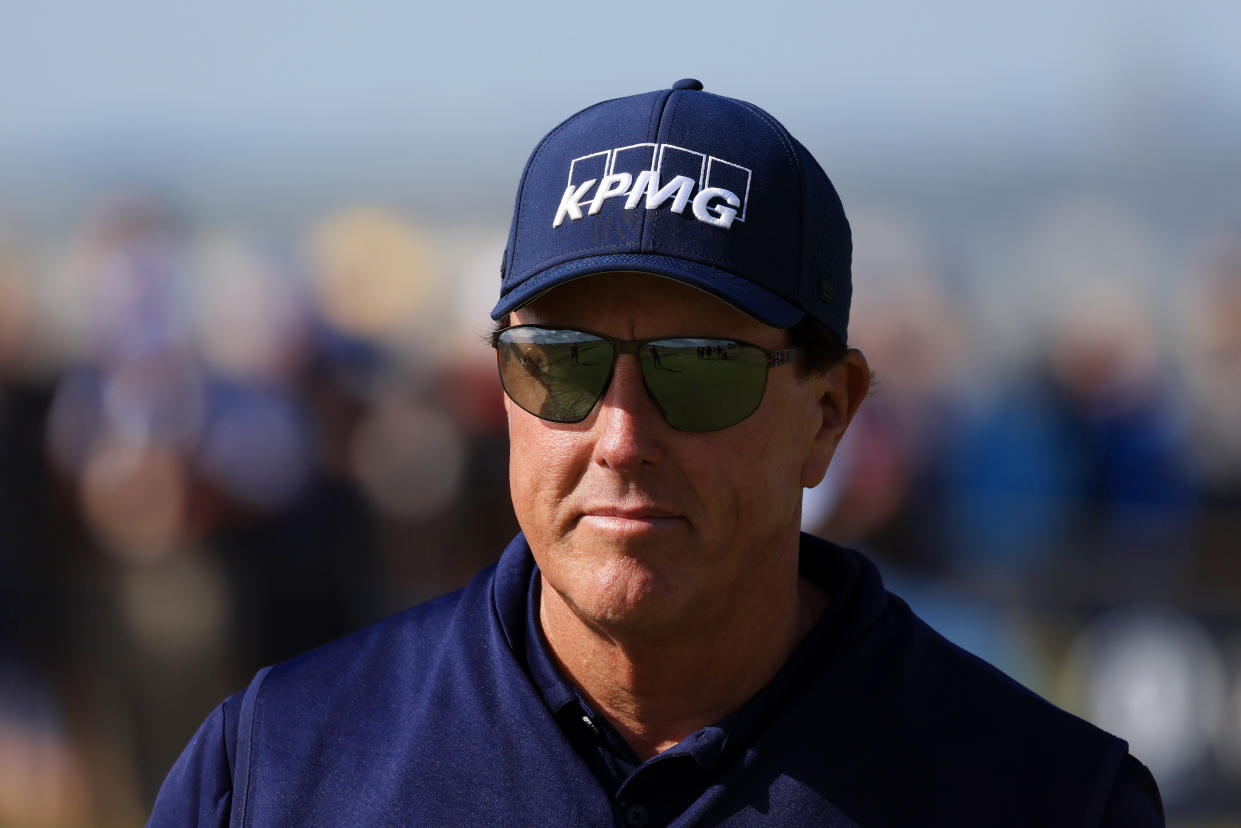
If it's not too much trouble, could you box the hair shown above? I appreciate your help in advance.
[486,315,510,347]
[487,312,847,378]
[787,316,847,377]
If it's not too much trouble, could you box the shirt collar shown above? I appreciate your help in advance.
[523,565,584,715]
[508,532,882,775]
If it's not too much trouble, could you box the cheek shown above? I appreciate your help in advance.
[506,414,588,532]
[683,430,779,531]
[715,401,813,525]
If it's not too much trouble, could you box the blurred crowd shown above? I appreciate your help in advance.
[1,192,1239,826]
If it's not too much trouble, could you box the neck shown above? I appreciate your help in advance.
[538,548,828,761]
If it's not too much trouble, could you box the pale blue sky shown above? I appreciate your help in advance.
[3,0,1238,219]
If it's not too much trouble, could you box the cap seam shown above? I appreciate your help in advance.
[636,90,672,249]
[731,99,798,171]
[731,99,804,299]
[643,90,687,251]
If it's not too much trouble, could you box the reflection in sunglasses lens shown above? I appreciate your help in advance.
[498,330,612,423]
[641,339,767,431]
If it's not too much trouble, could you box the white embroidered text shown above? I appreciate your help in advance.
[553,144,752,230]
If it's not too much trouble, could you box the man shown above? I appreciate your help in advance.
[151,80,1163,826]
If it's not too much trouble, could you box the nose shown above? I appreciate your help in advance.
[592,355,666,471]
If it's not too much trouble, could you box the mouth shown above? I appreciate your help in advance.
[577,505,685,534]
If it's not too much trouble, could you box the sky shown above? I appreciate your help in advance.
[2,0,1239,222]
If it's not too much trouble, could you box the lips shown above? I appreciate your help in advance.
[581,505,680,520]
[573,502,687,537]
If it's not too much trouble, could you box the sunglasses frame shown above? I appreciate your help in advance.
[492,324,804,432]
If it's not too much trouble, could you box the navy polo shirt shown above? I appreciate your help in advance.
[520,532,872,813]
[150,533,1164,826]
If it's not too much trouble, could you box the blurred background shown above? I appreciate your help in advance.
[1,1,1239,825]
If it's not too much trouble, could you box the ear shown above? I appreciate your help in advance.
[800,349,870,489]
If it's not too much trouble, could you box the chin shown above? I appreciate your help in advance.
[563,553,688,633]
[532,521,711,633]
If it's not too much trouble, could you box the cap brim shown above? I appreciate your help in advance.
[491,253,804,328]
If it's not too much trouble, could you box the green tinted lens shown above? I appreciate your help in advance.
[640,339,769,432]
[496,328,613,423]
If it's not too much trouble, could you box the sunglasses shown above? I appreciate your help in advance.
[493,325,803,432]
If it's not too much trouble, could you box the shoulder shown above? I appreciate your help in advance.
[813,540,1120,759]
[148,536,547,825]
[147,560,514,827]
[258,560,499,709]
[796,538,1158,825]
[148,692,244,826]
[873,586,1126,768]
[1099,753,1165,827]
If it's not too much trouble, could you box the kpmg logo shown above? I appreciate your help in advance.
[554,143,752,230]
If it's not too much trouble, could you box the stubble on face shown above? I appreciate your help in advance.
[504,273,821,639]
[509,413,716,636]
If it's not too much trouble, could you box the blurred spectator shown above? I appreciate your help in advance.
[0,181,1238,822]
[809,212,973,571]
[1176,236,1241,596]
[944,276,1198,587]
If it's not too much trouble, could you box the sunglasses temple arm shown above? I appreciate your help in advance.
[768,346,804,367]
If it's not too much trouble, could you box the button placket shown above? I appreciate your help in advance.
[580,713,601,737]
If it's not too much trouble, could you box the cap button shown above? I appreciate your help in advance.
[672,78,703,91]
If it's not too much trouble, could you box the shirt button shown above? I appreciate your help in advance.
[625,803,649,827]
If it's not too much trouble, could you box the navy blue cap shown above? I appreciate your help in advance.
[493,80,852,342]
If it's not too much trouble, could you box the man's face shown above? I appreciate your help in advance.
[505,272,859,638]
